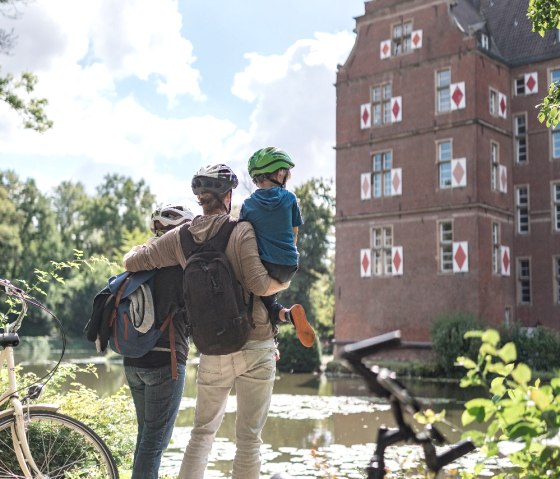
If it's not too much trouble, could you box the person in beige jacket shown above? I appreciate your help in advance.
[123,163,288,479]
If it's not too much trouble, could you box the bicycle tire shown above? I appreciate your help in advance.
[0,409,119,478]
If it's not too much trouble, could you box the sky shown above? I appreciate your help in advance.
[0,0,365,212]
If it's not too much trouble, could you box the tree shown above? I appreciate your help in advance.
[0,0,53,132]
[83,174,155,258]
[277,178,335,334]
[528,0,560,127]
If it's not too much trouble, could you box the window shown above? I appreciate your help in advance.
[491,141,499,191]
[492,223,500,274]
[554,257,560,304]
[372,226,393,276]
[392,21,412,56]
[372,151,392,198]
[516,186,529,234]
[553,183,560,231]
[439,222,453,272]
[514,114,527,163]
[437,69,451,113]
[517,258,531,305]
[551,70,560,158]
[437,140,452,188]
[515,78,527,95]
[480,33,489,50]
[371,83,392,127]
[489,88,498,116]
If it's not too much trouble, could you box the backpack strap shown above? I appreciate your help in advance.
[179,218,237,258]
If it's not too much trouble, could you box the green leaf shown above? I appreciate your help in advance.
[482,329,500,347]
[498,342,517,363]
[512,363,532,386]
[530,388,551,410]
[457,356,477,369]
[490,377,506,396]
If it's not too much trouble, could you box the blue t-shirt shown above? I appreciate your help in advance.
[240,187,303,266]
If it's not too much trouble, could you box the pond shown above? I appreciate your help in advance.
[16,347,496,479]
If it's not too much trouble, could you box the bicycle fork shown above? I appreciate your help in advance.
[5,346,46,479]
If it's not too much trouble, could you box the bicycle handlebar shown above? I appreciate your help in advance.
[341,330,475,477]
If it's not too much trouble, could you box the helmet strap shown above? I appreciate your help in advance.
[269,177,285,188]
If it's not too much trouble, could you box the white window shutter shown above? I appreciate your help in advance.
[450,82,466,110]
[391,168,402,196]
[498,92,507,118]
[391,96,402,123]
[361,173,372,200]
[360,103,371,129]
[380,39,391,59]
[451,158,467,188]
[524,72,538,95]
[411,30,423,49]
[361,249,372,277]
[453,242,469,273]
[392,246,403,275]
[499,164,507,193]
[501,245,511,276]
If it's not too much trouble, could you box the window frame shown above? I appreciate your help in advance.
[514,113,527,164]
[370,83,393,127]
[436,69,451,113]
[515,185,529,234]
[372,226,393,276]
[372,150,393,198]
[492,222,500,274]
[438,220,453,273]
[391,20,413,56]
[552,183,560,232]
[491,141,499,191]
[437,139,452,189]
[554,256,560,304]
[489,88,499,116]
[517,258,531,305]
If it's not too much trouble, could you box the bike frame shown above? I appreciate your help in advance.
[0,285,58,479]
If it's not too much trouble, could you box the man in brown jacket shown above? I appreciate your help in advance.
[123,163,288,479]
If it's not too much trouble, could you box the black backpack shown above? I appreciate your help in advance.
[179,219,253,355]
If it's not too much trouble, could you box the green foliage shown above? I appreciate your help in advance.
[527,0,560,127]
[276,326,322,373]
[0,70,53,132]
[430,312,483,373]
[458,329,560,478]
[500,323,560,373]
[0,364,135,471]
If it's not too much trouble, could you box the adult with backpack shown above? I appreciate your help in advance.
[122,204,194,479]
[123,164,289,479]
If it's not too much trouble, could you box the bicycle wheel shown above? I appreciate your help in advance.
[0,409,119,478]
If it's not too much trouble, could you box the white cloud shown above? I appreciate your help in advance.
[229,31,357,187]
[0,1,358,205]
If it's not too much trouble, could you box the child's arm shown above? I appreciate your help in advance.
[293,226,298,246]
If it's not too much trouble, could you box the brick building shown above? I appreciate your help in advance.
[334,0,560,344]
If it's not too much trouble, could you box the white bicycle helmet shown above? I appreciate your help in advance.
[191,164,239,195]
[150,204,194,236]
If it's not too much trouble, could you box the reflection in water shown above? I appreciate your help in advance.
[19,353,481,478]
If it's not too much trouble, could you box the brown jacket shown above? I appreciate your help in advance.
[123,213,288,341]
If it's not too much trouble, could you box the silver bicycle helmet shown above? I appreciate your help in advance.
[191,164,239,195]
[150,204,194,236]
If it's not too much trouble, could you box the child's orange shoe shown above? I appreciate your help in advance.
[285,304,316,348]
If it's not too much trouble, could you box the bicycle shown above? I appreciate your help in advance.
[340,330,476,479]
[0,278,119,478]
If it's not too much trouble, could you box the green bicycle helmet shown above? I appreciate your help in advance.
[248,147,295,179]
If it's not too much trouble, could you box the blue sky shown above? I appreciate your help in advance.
[0,0,365,212]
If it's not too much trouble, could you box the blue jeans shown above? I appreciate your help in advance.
[178,339,276,479]
[125,363,186,479]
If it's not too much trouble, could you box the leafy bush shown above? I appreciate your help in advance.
[430,312,483,373]
[276,326,322,373]
[500,323,560,373]
[457,329,560,478]
[1,364,136,472]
